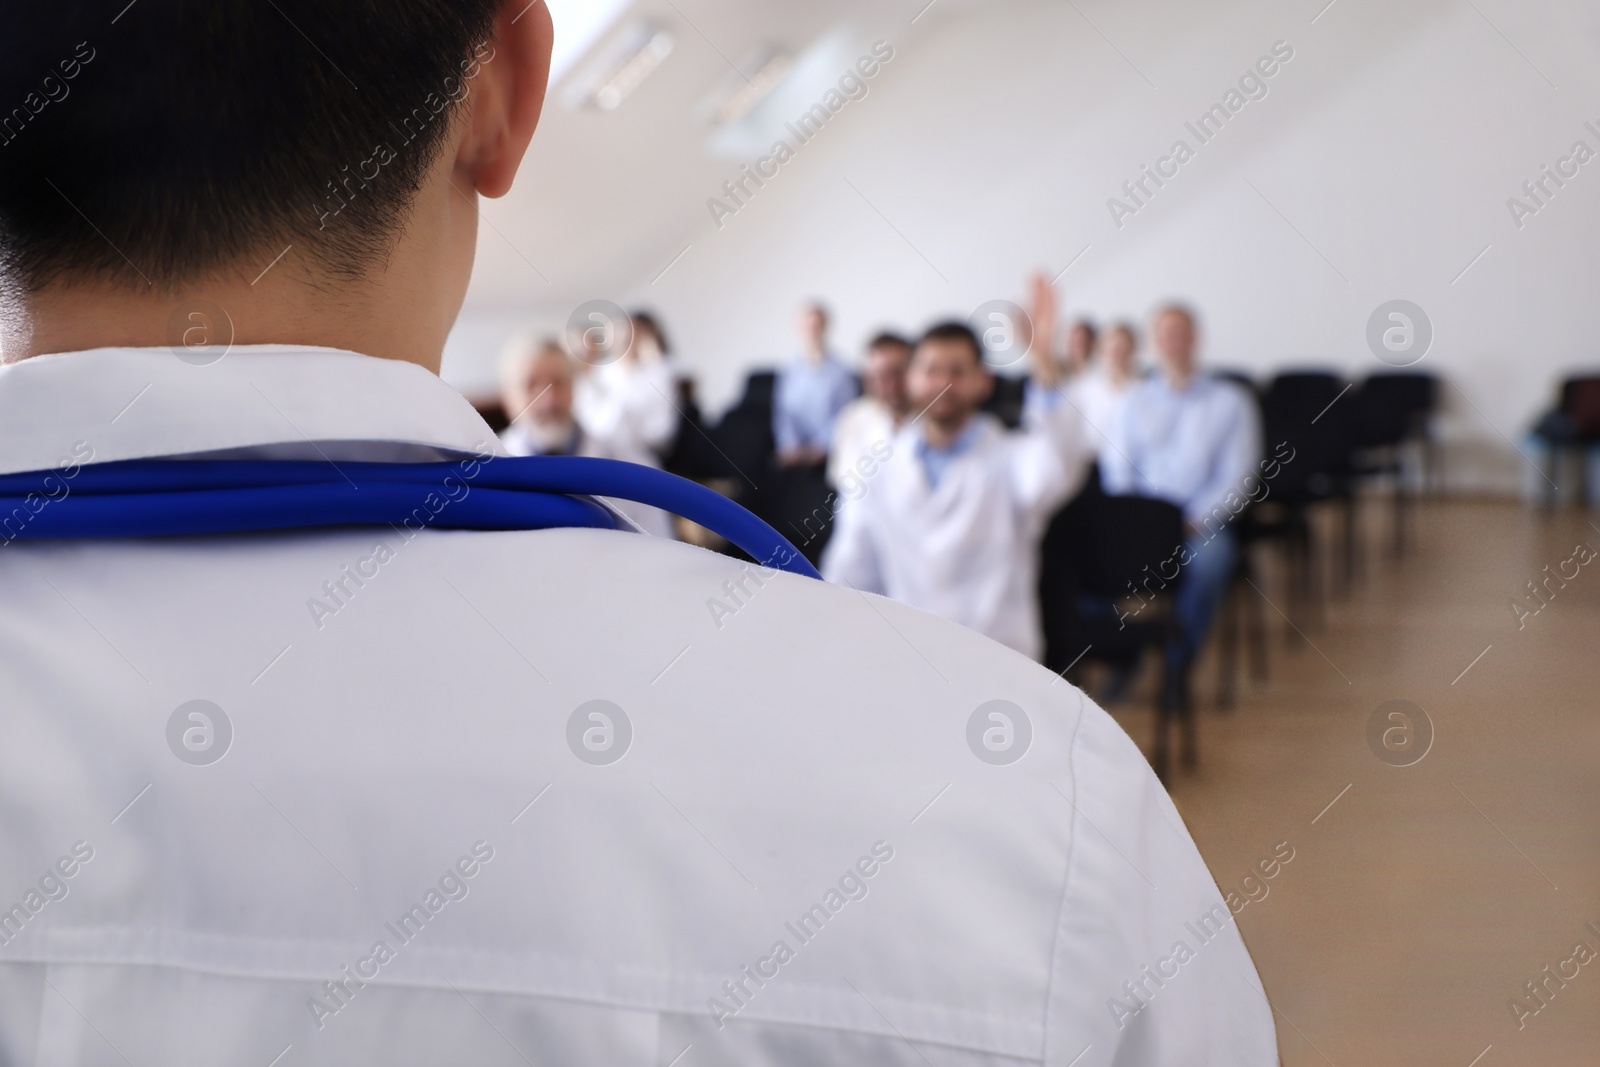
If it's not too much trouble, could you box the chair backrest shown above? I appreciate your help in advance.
[1560,375,1600,437]
[709,408,775,479]
[740,370,778,413]
[1211,368,1259,397]
[1050,489,1187,600]
[1262,370,1352,493]
[981,374,1028,429]
[1349,372,1438,449]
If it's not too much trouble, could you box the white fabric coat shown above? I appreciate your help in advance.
[1066,371,1133,458]
[821,395,1089,661]
[827,396,898,493]
[572,356,679,469]
[0,347,1277,1066]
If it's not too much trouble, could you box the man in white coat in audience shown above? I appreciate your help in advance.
[500,336,678,538]
[823,278,1091,660]
[826,331,913,493]
[0,2,1277,1064]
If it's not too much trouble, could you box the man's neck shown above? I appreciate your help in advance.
[920,411,974,450]
[5,266,453,372]
[1162,366,1196,391]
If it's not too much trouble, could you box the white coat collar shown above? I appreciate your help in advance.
[0,346,503,475]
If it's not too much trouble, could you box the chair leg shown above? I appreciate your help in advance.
[1178,670,1198,769]
[1306,521,1325,631]
[1153,660,1181,783]
[1281,537,1300,645]
[1544,446,1564,508]
[1247,567,1269,682]
[1151,695,1172,784]
[1340,494,1357,595]
[1215,583,1238,712]
[1392,475,1405,558]
[1286,526,1314,642]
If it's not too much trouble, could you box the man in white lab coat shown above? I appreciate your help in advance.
[499,336,678,538]
[826,331,913,495]
[0,3,1276,1065]
[822,281,1091,661]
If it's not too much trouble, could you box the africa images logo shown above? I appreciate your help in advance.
[966,700,1032,765]
[567,700,632,765]
[166,700,233,766]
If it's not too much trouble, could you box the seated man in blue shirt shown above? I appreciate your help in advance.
[772,302,858,468]
[1101,305,1262,682]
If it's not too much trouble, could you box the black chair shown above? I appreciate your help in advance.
[659,376,712,481]
[740,370,778,413]
[1530,374,1600,506]
[1252,370,1356,625]
[774,461,835,566]
[708,370,779,527]
[1211,368,1259,396]
[982,374,1028,429]
[1040,478,1193,780]
[709,368,841,566]
[1202,370,1270,708]
[1347,372,1438,556]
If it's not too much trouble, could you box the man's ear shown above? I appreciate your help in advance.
[459,0,554,198]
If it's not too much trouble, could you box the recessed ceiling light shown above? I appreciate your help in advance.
[702,48,795,128]
[562,20,675,112]
[592,29,675,110]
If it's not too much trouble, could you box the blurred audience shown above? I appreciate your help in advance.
[1100,305,1260,676]
[573,310,679,473]
[485,295,1276,682]
[827,332,913,493]
[499,331,678,538]
[1069,321,1142,455]
[1063,318,1098,377]
[773,302,859,468]
[822,277,1089,659]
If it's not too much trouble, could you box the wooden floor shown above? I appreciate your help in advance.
[1105,497,1600,1066]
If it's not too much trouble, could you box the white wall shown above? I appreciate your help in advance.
[446,0,1600,493]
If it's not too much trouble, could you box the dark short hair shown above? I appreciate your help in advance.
[916,322,984,364]
[1070,319,1098,345]
[0,0,501,291]
[630,310,671,356]
[867,331,912,353]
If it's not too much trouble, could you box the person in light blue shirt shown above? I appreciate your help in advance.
[912,415,984,489]
[773,302,859,467]
[1101,305,1262,677]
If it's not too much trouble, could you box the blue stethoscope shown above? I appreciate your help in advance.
[0,456,821,579]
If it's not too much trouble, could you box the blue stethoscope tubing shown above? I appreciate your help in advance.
[0,456,821,579]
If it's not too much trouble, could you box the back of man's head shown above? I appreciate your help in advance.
[0,1,501,293]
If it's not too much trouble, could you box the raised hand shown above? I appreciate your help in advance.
[1025,272,1062,390]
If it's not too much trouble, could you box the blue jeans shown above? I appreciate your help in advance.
[1170,528,1237,670]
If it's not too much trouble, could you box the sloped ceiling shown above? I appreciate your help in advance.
[465,0,920,313]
